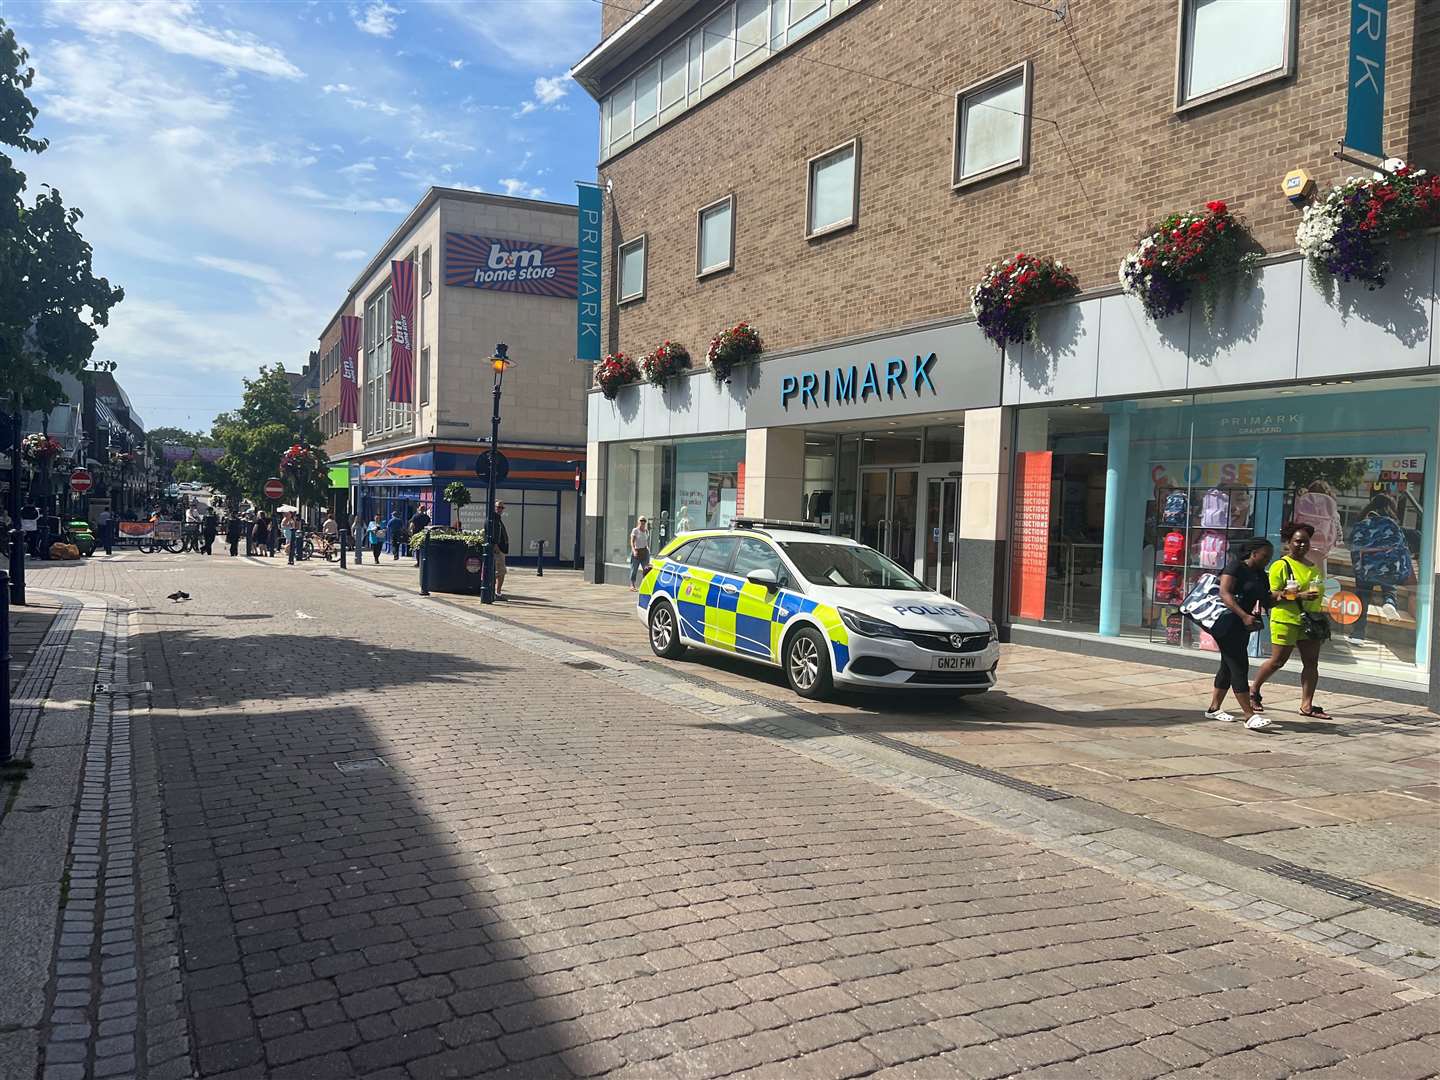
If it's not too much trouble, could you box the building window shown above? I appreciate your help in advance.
[953,61,1031,187]
[421,247,432,295]
[1178,0,1295,108]
[696,195,734,277]
[420,347,430,405]
[618,235,647,303]
[806,137,859,238]
[597,0,861,161]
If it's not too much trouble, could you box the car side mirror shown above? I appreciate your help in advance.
[747,567,779,589]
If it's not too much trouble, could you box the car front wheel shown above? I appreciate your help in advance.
[648,600,687,659]
[784,627,833,700]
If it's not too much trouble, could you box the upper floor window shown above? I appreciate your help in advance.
[421,247,432,295]
[1178,0,1295,108]
[618,235,647,303]
[599,0,862,161]
[806,138,859,239]
[697,195,734,277]
[953,61,1031,188]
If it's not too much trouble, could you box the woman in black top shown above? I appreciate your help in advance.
[1204,537,1276,730]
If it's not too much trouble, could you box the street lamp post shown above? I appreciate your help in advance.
[6,398,23,605]
[481,344,511,605]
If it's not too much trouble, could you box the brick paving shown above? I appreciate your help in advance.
[19,554,1440,1078]
[360,565,1440,909]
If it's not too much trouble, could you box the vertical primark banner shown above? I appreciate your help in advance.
[1345,0,1387,159]
[576,181,603,363]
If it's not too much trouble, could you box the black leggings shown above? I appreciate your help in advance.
[1212,621,1252,694]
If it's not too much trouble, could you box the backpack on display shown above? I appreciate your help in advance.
[1198,530,1229,569]
[1161,491,1189,524]
[1201,488,1230,527]
[1162,531,1186,565]
[1155,569,1182,605]
[1350,515,1415,585]
[1293,491,1341,559]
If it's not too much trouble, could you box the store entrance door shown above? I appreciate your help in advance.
[923,476,960,596]
[858,468,919,571]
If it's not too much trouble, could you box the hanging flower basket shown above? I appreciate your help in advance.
[1119,201,1259,322]
[641,341,691,387]
[109,449,138,465]
[1298,160,1440,289]
[706,322,763,384]
[280,443,316,473]
[970,253,1080,349]
[21,433,63,462]
[593,352,640,400]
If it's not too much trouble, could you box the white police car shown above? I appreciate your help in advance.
[637,519,999,700]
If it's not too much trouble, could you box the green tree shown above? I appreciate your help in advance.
[443,481,471,530]
[211,365,327,507]
[0,20,123,415]
[146,425,217,449]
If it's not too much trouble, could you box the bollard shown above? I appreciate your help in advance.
[535,539,545,577]
[1,568,10,764]
[418,528,431,595]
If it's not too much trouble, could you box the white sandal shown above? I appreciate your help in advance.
[1204,709,1237,722]
[1245,714,1274,730]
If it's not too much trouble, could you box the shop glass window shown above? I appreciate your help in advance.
[860,428,923,466]
[834,435,860,538]
[697,196,734,276]
[604,435,745,568]
[803,433,837,529]
[1180,0,1293,105]
[954,64,1029,186]
[806,139,858,237]
[419,347,430,405]
[421,247,432,295]
[924,423,966,463]
[618,236,646,303]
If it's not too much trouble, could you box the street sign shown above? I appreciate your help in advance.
[574,467,582,491]
[473,450,509,484]
[263,477,284,500]
[69,468,93,494]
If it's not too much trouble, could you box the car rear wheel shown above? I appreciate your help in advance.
[648,600,686,659]
[785,627,833,700]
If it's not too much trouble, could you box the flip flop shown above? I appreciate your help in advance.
[1298,705,1331,719]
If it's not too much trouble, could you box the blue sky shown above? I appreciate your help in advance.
[6,0,601,432]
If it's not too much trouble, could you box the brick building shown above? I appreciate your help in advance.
[573,0,1440,707]
[322,187,588,563]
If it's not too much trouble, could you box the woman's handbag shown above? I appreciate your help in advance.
[1281,557,1331,642]
[1179,572,1226,630]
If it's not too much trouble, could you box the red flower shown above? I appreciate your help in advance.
[1206,200,1227,214]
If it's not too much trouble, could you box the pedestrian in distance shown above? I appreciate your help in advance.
[225,514,242,557]
[183,502,203,553]
[388,507,406,560]
[629,516,651,591]
[280,509,298,561]
[366,516,384,564]
[97,506,114,555]
[321,511,339,558]
[492,501,509,597]
[251,513,270,557]
[202,508,218,555]
[1251,522,1331,719]
[1202,536,1277,731]
[409,505,431,564]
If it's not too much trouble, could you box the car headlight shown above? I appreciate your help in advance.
[838,607,904,638]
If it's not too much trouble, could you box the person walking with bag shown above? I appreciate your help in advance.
[366,516,384,564]
[225,514,243,557]
[1251,522,1331,719]
[1199,537,1276,730]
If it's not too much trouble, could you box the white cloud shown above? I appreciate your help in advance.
[321,83,354,94]
[498,178,545,199]
[344,94,402,117]
[334,249,368,261]
[431,0,597,69]
[533,75,570,105]
[52,0,304,79]
[352,1,401,37]
[196,255,286,287]
[38,44,233,127]
[449,59,466,70]
[338,161,377,178]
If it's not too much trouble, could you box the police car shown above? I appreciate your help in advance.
[637,519,999,700]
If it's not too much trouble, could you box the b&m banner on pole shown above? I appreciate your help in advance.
[387,258,416,404]
[1344,0,1387,159]
[339,315,361,425]
[576,182,603,364]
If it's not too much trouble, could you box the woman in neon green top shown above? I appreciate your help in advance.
[1251,522,1330,719]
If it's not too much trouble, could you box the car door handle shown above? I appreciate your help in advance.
[721,584,739,595]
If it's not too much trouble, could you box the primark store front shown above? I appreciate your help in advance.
[586,249,1440,709]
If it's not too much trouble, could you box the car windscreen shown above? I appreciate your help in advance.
[779,542,926,590]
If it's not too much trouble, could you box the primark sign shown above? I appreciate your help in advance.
[746,320,1001,428]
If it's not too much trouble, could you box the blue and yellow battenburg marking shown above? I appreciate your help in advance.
[638,557,851,671]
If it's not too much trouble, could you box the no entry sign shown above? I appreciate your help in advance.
[263,477,284,500]
[70,468,93,494]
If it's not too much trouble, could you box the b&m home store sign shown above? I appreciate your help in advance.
[748,320,999,427]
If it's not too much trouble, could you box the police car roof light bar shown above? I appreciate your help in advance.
[732,518,829,533]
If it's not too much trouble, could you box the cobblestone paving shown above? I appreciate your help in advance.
[25,556,1440,1079]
